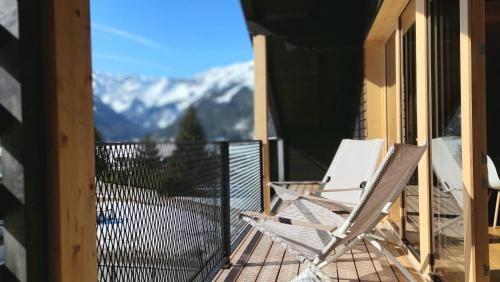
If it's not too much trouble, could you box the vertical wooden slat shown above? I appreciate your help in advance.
[395,26,403,145]
[415,0,432,276]
[253,34,271,215]
[45,0,97,281]
[394,25,405,238]
[459,0,489,280]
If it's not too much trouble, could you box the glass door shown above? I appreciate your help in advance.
[429,0,463,280]
[400,0,421,259]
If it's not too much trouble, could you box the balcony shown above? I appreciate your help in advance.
[0,0,497,281]
[92,141,429,282]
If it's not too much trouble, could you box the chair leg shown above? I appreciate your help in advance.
[292,268,323,282]
[366,237,418,282]
[494,191,500,229]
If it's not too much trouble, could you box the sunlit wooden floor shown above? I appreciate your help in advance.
[213,184,423,282]
[490,227,500,281]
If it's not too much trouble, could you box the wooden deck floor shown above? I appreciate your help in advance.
[213,184,423,282]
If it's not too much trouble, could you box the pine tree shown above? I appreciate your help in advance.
[176,106,205,142]
[95,127,108,180]
[95,127,104,143]
[138,134,160,162]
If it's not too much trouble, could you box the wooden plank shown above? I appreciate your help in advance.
[376,221,424,281]
[256,242,286,281]
[224,229,264,282]
[253,34,271,215]
[351,243,380,281]
[276,251,300,282]
[214,228,260,282]
[459,0,490,280]
[336,250,359,281]
[366,0,409,43]
[45,0,97,281]
[488,227,500,271]
[364,242,399,281]
[414,0,432,276]
[320,259,339,280]
[236,235,273,281]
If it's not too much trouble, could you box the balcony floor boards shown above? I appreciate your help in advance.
[213,184,423,282]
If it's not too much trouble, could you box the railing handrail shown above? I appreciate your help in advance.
[95,139,261,146]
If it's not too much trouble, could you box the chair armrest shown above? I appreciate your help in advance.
[314,188,363,193]
[269,181,323,185]
[240,211,338,232]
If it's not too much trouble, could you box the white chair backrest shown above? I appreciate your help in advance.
[322,139,383,188]
[487,156,500,190]
[338,144,426,242]
[431,137,463,209]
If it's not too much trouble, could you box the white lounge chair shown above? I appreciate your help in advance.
[431,137,500,233]
[487,156,500,228]
[270,139,384,212]
[241,143,426,281]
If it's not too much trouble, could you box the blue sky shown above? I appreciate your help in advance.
[90,0,253,78]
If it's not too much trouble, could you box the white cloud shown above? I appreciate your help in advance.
[92,22,161,49]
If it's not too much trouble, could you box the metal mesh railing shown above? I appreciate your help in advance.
[95,141,262,281]
[228,142,263,249]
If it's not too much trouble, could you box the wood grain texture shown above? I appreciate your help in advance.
[459,0,490,280]
[366,0,409,43]
[253,34,271,215]
[45,0,97,281]
[214,185,425,281]
[414,0,433,276]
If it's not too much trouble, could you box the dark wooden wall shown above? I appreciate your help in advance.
[1,0,49,280]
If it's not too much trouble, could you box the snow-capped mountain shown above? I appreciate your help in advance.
[93,61,254,141]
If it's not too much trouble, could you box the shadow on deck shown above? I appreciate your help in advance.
[213,184,423,282]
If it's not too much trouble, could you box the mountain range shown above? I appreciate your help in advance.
[93,61,255,141]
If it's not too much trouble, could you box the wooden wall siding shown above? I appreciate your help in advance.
[253,35,271,215]
[459,0,490,280]
[0,1,26,280]
[0,0,62,280]
[414,0,433,276]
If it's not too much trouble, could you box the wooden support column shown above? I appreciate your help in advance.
[253,35,271,215]
[415,0,432,275]
[45,0,97,281]
[459,0,490,280]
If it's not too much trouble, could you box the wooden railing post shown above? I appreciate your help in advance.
[253,34,271,215]
[45,0,97,281]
